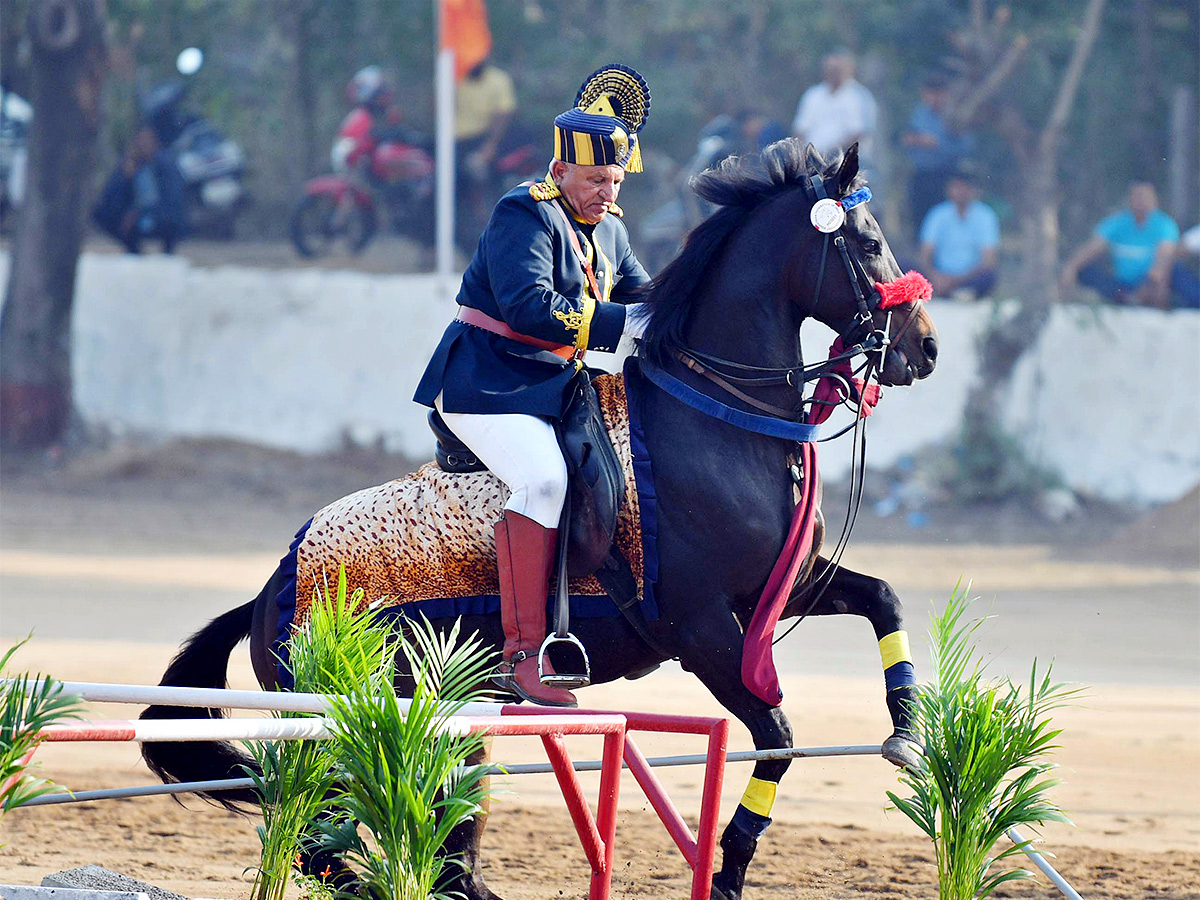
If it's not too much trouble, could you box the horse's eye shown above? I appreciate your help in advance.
[862,240,882,255]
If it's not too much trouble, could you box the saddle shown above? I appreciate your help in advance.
[429,368,626,577]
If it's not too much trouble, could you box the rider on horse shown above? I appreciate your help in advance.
[413,65,653,707]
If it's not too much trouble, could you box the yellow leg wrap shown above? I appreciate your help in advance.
[739,776,778,818]
[878,631,912,671]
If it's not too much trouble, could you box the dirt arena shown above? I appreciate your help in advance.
[1,441,1197,899]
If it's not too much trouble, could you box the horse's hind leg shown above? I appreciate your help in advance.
[792,558,923,769]
[439,741,503,900]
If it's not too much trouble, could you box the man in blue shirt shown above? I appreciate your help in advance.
[1060,182,1180,308]
[918,167,999,299]
[902,73,975,240]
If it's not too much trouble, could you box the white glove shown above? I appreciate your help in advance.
[622,302,652,340]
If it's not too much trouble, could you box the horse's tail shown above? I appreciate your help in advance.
[139,594,261,811]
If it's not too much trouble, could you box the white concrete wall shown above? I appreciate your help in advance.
[2,253,1196,504]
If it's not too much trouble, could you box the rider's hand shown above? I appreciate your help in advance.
[622,302,652,340]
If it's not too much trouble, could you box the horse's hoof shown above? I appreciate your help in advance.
[881,732,924,771]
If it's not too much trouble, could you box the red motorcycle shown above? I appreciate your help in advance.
[289,106,435,258]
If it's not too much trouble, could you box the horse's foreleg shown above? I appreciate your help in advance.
[677,621,793,900]
[790,558,922,769]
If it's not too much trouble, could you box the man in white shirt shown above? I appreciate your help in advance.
[792,50,877,165]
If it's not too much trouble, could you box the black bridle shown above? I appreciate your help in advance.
[673,170,902,424]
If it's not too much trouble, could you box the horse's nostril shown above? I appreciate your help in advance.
[922,336,939,362]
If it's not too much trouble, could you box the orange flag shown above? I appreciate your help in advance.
[440,0,492,81]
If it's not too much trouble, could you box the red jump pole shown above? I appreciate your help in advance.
[623,737,698,866]
[691,717,728,900]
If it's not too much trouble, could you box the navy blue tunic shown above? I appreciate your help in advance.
[413,184,651,417]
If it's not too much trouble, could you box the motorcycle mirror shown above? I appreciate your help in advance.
[176,47,204,76]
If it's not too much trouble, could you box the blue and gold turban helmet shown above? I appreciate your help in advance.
[552,64,651,173]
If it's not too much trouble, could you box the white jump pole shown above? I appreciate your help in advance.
[1008,826,1085,900]
[5,679,505,718]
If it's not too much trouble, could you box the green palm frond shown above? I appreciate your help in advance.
[888,586,1083,899]
[1,635,85,821]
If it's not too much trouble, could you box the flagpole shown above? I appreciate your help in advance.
[435,0,456,289]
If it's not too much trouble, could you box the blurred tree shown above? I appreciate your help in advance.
[0,0,107,451]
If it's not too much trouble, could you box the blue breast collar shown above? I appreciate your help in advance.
[637,358,821,443]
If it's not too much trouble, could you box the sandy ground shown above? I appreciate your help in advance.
[0,441,1197,898]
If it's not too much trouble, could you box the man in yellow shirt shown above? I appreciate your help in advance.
[456,59,517,181]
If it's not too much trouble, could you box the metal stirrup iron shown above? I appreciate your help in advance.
[539,491,591,689]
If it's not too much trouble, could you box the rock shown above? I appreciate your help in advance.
[39,868,184,900]
[1035,487,1080,523]
[1,887,149,900]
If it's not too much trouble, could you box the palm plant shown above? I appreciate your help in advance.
[1,636,85,820]
[248,568,398,900]
[887,585,1082,900]
[316,617,497,900]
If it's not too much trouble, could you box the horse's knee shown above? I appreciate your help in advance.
[861,577,903,638]
[746,709,793,782]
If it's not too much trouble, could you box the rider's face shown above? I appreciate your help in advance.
[551,161,625,224]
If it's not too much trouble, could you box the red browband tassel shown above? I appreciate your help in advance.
[875,270,932,310]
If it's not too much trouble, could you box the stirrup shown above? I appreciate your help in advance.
[538,633,591,689]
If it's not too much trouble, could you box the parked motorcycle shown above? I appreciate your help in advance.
[140,49,248,239]
[290,104,435,259]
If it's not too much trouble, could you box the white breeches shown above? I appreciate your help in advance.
[435,396,569,530]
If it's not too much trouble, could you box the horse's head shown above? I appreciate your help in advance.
[796,143,939,386]
[639,139,937,388]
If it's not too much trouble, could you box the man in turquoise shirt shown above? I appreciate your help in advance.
[1061,182,1180,308]
[917,167,999,298]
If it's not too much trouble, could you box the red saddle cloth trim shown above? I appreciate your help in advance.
[741,440,820,706]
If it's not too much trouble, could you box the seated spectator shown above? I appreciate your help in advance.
[902,72,975,241]
[1060,182,1182,309]
[1174,225,1200,308]
[92,125,185,254]
[918,166,999,299]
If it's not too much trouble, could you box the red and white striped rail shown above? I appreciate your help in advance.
[15,680,725,900]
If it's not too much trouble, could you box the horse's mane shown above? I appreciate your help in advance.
[638,138,864,363]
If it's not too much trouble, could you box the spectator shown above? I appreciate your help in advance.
[737,108,787,154]
[902,72,975,239]
[456,57,517,182]
[92,125,185,254]
[1171,224,1200,309]
[1060,182,1181,309]
[792,50,877,166]
[918,166,999,299]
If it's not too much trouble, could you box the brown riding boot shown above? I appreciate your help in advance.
[493,511,577,707]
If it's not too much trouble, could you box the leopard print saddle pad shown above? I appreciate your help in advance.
[292,374,644,626]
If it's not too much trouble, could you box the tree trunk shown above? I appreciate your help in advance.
[0,0,106,451]
[958,0,1106,498]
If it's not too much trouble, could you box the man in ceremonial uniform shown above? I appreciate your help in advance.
[414,65,652,706]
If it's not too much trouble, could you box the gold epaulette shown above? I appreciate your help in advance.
[608,203,624,218]
[529,177,561,202]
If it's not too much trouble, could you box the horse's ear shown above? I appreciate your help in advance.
[835,143,860,195]
[803,142,824,172]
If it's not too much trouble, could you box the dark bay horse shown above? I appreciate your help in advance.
[142,140,938,900]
